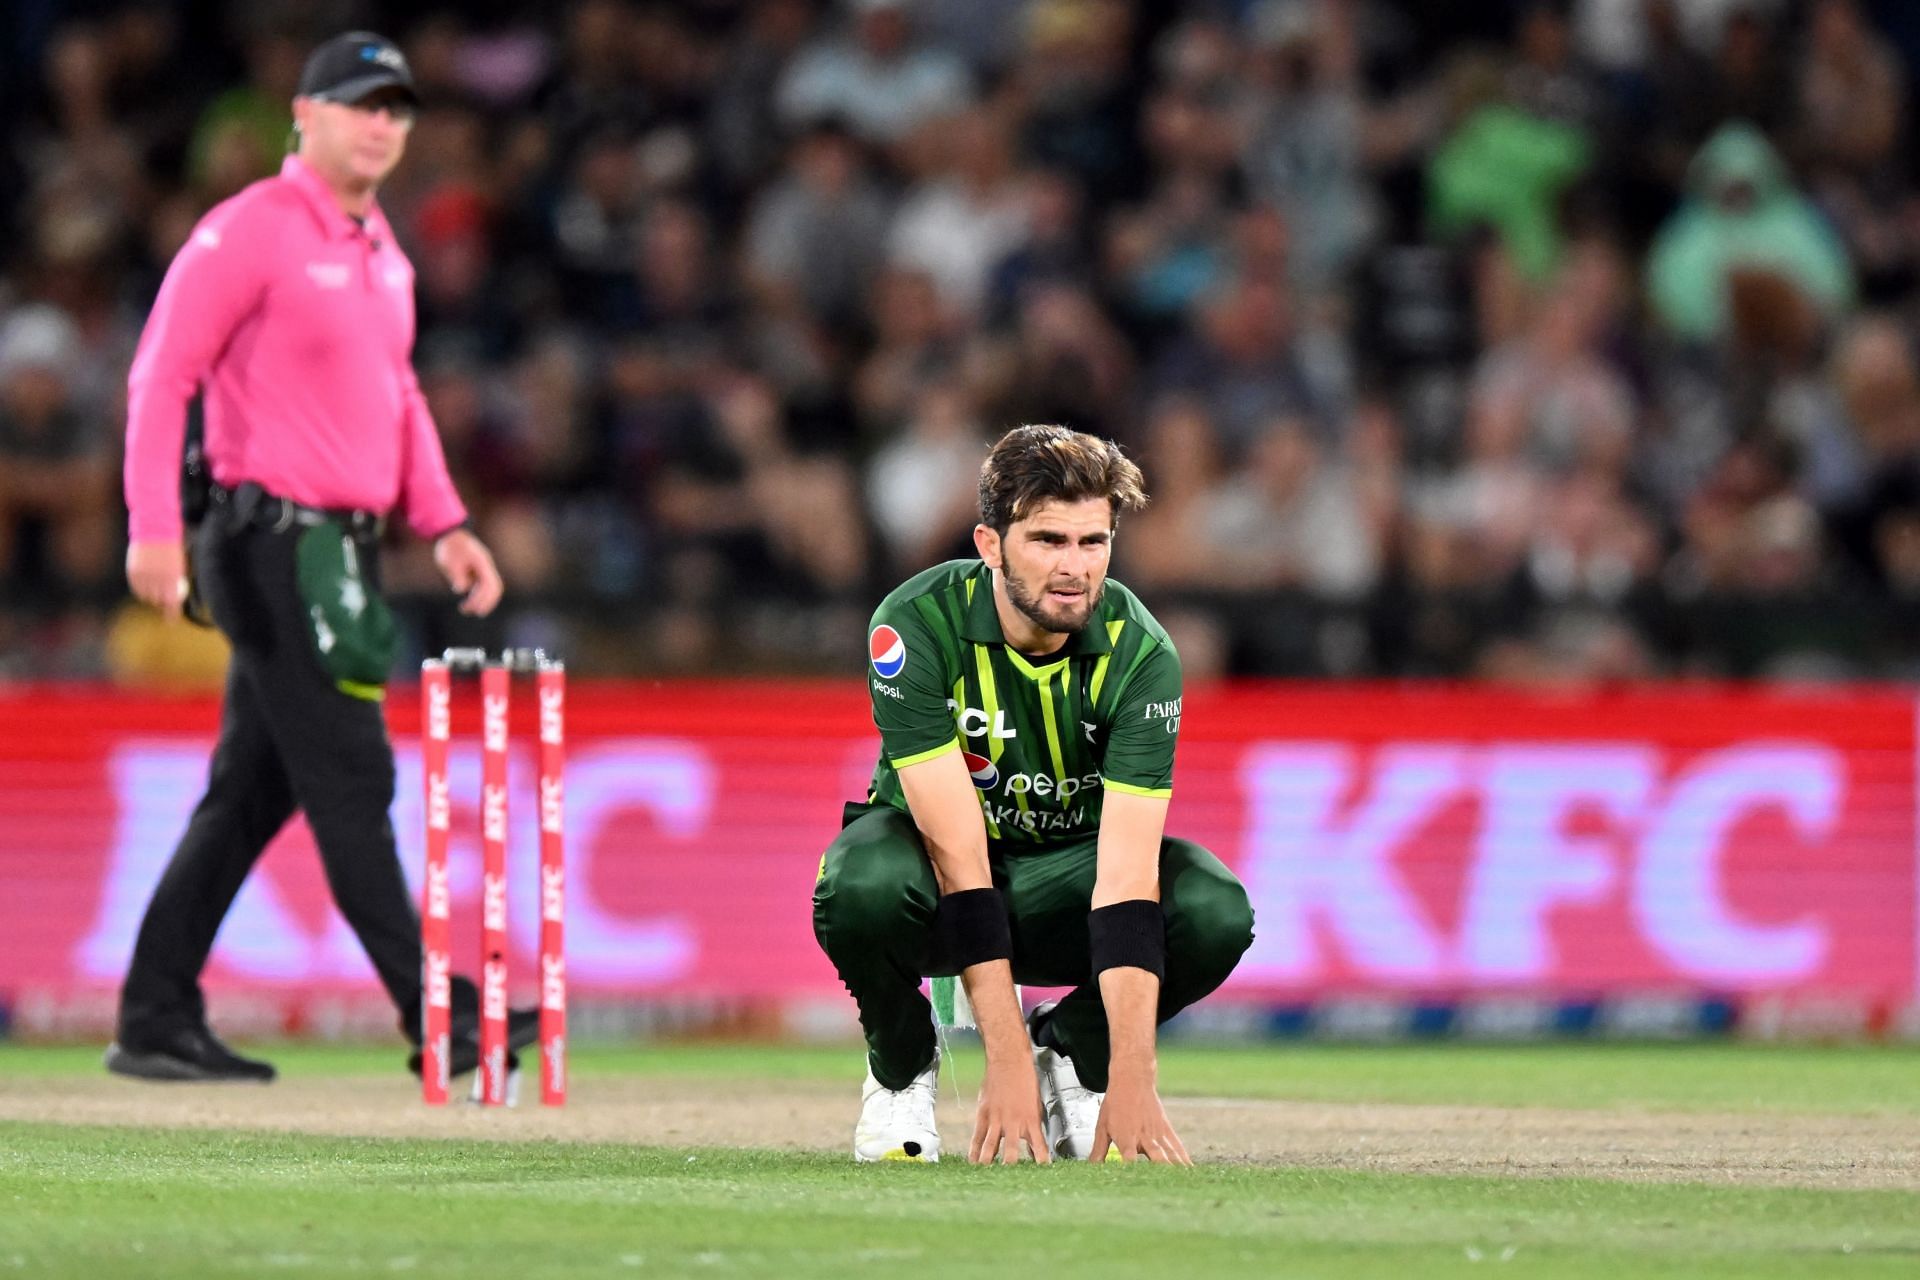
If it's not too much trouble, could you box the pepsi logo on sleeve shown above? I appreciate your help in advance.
[869,625,907,678]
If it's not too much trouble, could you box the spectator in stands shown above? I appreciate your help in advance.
[9,0,1920,681]
[866,379,986,574]
[855,265,962,432]
[1116,396,1229,592]
[1150,274,1329,456]
[1466,246,1637,477]
[745,119,892,332]
[1012,0,1140,203]
[1702,6,1790,138]
[1241,0,1379,293]
[887,108,1028,318]
[412,187,519,365]
[1791,0,1913,302]
[0,304,114,601]
[651,373,868,609]
[986,169,1092,325]
[777,0,972,147]
[1526,469,1661,603]
[1195,414,1381,597]
[987,282,1135,434]
[186,27,301,201]
[1427,51,1593,282]
[1821,316,1920,577]
[546,125,650,322]
[1646,122,1855,346]
[709,0,819,191]
[539,0,654,166]
[1106,166,1233,328]
[1667,435,1804,595]
[1506,0,1607,130]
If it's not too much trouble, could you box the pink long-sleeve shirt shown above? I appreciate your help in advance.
[124,154,466,543]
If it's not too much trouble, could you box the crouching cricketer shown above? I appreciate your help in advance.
[813,424,1254,1164]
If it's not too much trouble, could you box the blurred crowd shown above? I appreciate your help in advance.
[7,0,1920,683]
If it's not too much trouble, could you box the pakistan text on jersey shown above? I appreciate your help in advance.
[982,803,1089,832]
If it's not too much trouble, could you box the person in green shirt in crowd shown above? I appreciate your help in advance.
[1646,121,1855,345]
[813,424,1255,1165]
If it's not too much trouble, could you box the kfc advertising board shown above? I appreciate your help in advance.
[1,683,1914,1022]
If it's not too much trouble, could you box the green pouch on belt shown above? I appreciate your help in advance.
[295,520,397,699]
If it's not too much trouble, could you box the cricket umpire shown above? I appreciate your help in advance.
[110,33,526,1082]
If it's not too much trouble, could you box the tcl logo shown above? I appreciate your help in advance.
[948,702,1017,740]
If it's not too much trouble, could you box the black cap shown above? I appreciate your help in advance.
[296,31,418,106]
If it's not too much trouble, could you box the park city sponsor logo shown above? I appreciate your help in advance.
[306,261,351,289]
[1144,697,1181,734]
[962,751,1000,789]
[869,625,907,678]
[946,701,1018,739]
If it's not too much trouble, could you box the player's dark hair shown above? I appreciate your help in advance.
[977,425,1148,534]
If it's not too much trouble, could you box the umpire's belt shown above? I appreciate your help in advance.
[212,481,386,541]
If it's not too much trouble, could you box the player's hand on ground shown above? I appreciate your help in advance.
[968,1055,1051,1164]
[1091,1076,1191,1165]
[433,527,503,616]
[126,539,188,620]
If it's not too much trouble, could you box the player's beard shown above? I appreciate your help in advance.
[1003,561,1103,636]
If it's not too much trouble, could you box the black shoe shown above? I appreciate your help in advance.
[105,1027,276,1083]
[407,1006,539,1079]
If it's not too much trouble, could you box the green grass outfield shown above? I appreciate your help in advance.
[2,1041,1917,1278]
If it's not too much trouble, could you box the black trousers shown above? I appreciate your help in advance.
[116,510,476,1045]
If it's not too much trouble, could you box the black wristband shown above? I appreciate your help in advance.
[933,887,1013,970]
[1088,899,1166,981]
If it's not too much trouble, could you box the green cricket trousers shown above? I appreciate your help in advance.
[813,802,1255,1091]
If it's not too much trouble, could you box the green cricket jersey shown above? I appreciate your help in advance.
[863,559,1183,845]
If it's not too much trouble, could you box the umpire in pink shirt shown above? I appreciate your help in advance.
[111,33,527,1083]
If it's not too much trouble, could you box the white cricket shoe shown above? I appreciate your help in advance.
[854,1055,940,1162]
[1030,1004,1109,1161]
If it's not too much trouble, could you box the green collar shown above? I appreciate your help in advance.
[958,562,1115,656]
